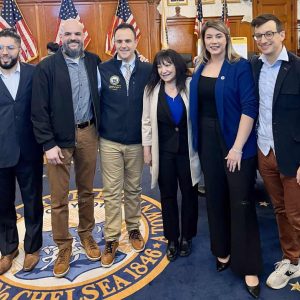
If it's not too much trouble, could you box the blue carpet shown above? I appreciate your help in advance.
[11,159,300,300]
[132,168,299,300]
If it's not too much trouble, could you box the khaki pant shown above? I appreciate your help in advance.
[258,148,300,264]
[47,124,98,249]
[99,138,143,241]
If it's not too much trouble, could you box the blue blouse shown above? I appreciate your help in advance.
[165,93,184,125]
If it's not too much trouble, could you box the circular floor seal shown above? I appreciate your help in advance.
[0,189,169,300]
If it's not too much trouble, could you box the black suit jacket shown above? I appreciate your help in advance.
[0,63,42,168]
[31,49,101,151]
[157,84,189,154]
[251,51,300,176]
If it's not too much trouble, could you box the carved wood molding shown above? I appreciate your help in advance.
[14,0,158,3]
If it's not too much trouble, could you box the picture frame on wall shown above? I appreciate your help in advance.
[202,0,215,4]
[167,0,188,6]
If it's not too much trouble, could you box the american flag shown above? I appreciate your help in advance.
[194,0,203,38]
[0,0,38,62]
[221,0,230,29]
[105,0,141,56]
[161,0,168,49]
[55,0,90,49]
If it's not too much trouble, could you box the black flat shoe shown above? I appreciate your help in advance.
[166,241,178,262]
[245,282,260,299]
[179,238,192,257]
[216,257,230,272]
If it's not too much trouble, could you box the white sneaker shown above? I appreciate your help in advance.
[266,259,300,289]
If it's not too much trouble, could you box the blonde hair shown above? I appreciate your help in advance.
[196,20,240,67]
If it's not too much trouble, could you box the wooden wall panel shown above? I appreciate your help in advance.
[239,20,255,54]
[162,15,253,59]
[0,0,254,63]
[128,2,151,59]
[76,3,100,54]
[37,5,60,58]
[150,2,161,58]
[253,0,297,53]
[167,16,197,56]
[0,0,159,62]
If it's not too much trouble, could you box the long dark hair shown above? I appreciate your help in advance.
[146,49,188,96]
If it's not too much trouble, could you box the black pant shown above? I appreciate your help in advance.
[199,117,262,276]
[158,151,198,242]
[0,158,43,255]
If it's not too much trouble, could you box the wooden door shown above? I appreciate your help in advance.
[253,0,297,53]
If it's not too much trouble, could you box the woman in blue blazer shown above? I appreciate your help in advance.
[190,20,262,298]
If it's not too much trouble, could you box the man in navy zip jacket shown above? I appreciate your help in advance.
[98,23,152,267]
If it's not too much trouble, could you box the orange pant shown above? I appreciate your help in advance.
[258,148,300,264]
[47,124,98,249]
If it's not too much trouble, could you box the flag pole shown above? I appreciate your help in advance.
[197,39,201,56]
[161,0,168,50]
[194,0,203,57]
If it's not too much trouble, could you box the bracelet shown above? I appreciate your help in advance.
[232,148,243,154]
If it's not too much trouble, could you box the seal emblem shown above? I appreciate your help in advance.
[0,189,168,300]
[109,75,120,86]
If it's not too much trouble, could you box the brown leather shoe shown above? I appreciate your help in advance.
[53,247,72,278]
[0,249,19,275]
[23,251,40,272]
[81,236,101,261]
[101,241,119,268]
[129,229,145,252]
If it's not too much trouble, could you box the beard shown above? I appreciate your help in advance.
[0,55,19,70]
[62,40,84,58]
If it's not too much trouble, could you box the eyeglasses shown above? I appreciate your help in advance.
[0,45,18,52]
[252,31,278,41]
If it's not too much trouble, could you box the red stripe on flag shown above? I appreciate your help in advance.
[16,21,36,57]
[15,23,32,59]
[0,23,7,30]
[105,1,141,57]
[105,15,122,56]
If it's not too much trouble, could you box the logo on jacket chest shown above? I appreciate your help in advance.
[109,75,122,91]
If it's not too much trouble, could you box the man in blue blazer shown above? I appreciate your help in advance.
[251,14,300,289]
[0,29,43,274]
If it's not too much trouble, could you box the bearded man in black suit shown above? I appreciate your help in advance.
[0,28,43,275]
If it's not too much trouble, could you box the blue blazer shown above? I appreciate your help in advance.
[190,58,258,159]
